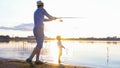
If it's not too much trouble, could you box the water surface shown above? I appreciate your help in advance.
[0,40,120,68]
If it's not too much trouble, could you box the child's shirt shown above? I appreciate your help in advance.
[57,40,64,51]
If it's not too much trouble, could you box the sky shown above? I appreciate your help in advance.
[0,0,120,38]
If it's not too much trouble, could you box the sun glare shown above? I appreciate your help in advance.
[48,41,59,63]
[44,21,67,38]
[44,19,82,38]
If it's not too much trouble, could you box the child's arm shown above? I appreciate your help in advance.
[61,45,65,49]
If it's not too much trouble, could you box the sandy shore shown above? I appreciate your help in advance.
[0,57,91,68]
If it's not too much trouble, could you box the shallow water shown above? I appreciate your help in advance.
[0,40,120,68]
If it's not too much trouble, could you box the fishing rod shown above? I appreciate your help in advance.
[57,17,85,19]
[44,17,85,22]
[59,17,86,22]
[56,17,85,22]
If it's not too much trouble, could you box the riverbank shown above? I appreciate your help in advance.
[0,58,91,68]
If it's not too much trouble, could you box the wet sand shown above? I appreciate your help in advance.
[0,58,91,68]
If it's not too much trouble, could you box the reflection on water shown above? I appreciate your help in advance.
[0,40,120,68]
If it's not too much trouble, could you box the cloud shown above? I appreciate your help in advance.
[0,23,33,31]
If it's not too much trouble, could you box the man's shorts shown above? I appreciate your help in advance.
[33,25,44,48]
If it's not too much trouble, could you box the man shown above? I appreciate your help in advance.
[26,0,57,65]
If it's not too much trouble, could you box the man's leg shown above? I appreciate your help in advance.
[28,47,40,60]
[34,47,44,65]
[36,47,41,62]
[26,47,38,66]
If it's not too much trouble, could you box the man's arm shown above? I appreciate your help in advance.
[44,19,52,22]
[42,8,57,20]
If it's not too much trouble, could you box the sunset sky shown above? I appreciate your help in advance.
[0,0,120,38]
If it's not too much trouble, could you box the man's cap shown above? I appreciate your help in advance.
[37,0,43,5]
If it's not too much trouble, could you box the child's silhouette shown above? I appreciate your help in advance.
[56,36,65,63]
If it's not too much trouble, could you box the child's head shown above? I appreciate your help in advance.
[56,36,61,40]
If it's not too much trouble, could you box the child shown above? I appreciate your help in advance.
[56,36,65,63]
